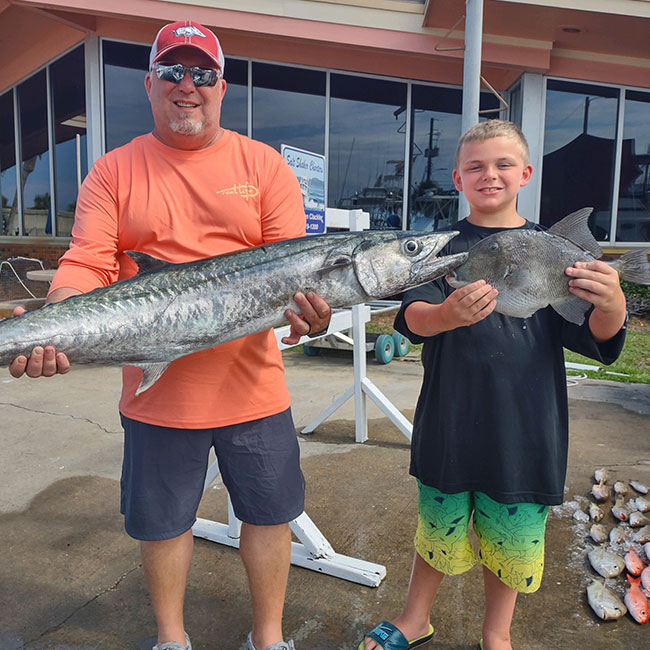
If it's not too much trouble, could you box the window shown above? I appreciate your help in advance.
[541,80,619,240]
[329,74,407,228]
[407,85,503,230]
[0,91,18,236]
[103,41,153,152]
[508,81,523,128]
[408,85,462,230]
[51,46,87,237]
[252,63,325,154]
[221,58,248,135]
[617,90,650,242]
[0,44,87,238]
[18,70,51,237]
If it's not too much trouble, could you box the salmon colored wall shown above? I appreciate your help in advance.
[91,12,546,84]
[94,14,533,88]
[549,55,650,90]
[2,1,648,94]
[0,6,86,92]
[425,0,650,61]
[92,13,649,89]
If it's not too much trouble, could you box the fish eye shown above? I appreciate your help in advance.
[489,241,499,251]
[403,239,421,255]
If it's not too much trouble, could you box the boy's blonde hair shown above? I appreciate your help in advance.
[455,119,530,167]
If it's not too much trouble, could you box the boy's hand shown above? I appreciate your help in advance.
[441,279,499,328]
[565,261,626,314]
[403,280,498,337]
[565,261,627,341]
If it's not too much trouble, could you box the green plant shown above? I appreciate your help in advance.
[565,326,650,384]
[622,280,650,317]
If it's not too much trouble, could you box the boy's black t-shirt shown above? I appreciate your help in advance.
[394,218,626,506]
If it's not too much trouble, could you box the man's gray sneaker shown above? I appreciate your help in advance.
[152,632,192,650]
[246,632,295,650]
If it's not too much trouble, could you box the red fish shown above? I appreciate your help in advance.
[624,575,650,624]
[642,565,650,593]
[625,546,644,576]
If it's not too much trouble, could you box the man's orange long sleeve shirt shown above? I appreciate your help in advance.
[50,130,306,428]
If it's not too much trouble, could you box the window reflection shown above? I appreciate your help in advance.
[330,74,406,229]
[18,70,51,237]
[51,46,87,237]
[409,85,462,231]
[407,86,501,230]
[103,41,153,152]
[0,91,18,236]
[509,82,523,128]
[221,58,248,135]
[541,80,618,240]
[252,63,325,153]
[617,91,650,242]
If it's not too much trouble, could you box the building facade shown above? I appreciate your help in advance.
[0,0,649,264]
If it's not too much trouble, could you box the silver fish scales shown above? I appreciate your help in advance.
[0,230,465,394]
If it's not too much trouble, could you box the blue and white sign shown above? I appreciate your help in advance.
[281,144,326,235]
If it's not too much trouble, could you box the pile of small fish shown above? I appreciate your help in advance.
[578,468,650,624]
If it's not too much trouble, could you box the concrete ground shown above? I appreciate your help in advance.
[1,349,649,650]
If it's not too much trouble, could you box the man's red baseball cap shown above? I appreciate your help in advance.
[149,20,225,72]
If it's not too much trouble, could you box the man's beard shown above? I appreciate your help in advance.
[169,118,204,135]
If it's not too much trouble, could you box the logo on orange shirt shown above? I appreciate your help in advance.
[216,183,259,201]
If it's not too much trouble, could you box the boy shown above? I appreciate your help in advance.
[359,120,627,650]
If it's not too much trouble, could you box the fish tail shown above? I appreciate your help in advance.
[612,248,650,285]
[627,574,641,586]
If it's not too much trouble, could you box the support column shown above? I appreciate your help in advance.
[517,73,545,223]
[459,0,484,220]
[84,36,104,167]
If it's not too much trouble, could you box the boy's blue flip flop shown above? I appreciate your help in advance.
[356,621,434,650]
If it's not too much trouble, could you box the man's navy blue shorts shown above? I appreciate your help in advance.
[119,408,305,541]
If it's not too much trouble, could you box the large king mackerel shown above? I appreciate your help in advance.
[0,230,465,394]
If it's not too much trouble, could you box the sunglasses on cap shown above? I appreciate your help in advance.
[152,63,222,87]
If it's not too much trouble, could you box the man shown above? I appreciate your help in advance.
[10,20,331,650]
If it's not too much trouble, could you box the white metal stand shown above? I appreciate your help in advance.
[193,460,385,587]
[294,303,413,443]
[192,208,415,587]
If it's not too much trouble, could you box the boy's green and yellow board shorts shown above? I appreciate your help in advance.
[415,481,549,593]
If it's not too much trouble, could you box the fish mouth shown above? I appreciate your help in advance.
[405,230,467,287]
[412,251,468,287]
[446,268,463,288]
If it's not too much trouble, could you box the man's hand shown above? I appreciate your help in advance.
[8,290,78,378]
[281,291,332,345]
